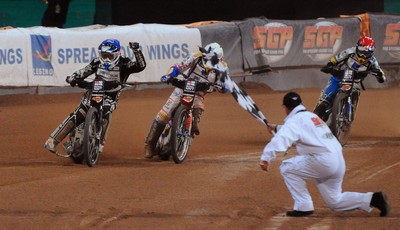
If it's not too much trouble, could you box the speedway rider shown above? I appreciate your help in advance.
[44,38,146,154]
[313,36,386,120]
[143,42,229,159]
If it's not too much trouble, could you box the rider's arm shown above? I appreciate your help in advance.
[71,58,99,80]
[320,49,353,78]
[169,78,186,88]
[177,52,201,72]
[214,72,229,94]
[332,47,355,64]
[369,57,386,83]
[128,42,146,72]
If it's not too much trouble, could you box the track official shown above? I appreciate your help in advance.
[259,92,390,217]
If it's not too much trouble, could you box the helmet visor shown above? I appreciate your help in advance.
[357,45,374,58]
[99,51,118,62]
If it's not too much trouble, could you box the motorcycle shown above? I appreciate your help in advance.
[314,68,373,146]
[155,68,215,164]
[55,78,131,167]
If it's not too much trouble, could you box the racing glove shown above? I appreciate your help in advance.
[160,65,180,83]
[376,71,386,83]
[214,81,228,94]
[160,75,171,83]
[65,74,78,87]
[129,42,140,51]
[320,61,335,74]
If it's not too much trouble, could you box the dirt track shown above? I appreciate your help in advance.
[0,86,399,229]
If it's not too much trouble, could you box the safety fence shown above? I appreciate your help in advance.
[1,13,399,93]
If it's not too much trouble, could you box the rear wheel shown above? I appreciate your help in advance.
[330,92,354,146]
[82,107,101,167]
[170,105,191,164]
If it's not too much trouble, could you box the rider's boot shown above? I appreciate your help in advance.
[144,119,165,159]
[191,108,203,136]
[44,115,75,153]
[313,100,330,122]
[99,114,111,153]
[44,137,59,153]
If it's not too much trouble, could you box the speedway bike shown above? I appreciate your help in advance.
[56,78,130,167]
[314,68,370,145]
[155,70,214,164]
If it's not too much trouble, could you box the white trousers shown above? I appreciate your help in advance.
[280,152,373,212]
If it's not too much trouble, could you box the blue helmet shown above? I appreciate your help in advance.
[98,39,121,69]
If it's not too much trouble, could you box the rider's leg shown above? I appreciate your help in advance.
[44,103,87,153]
[192,95,205,136]
[322,76,341,103]
[191,108,204,136]
[143,88,182,159]
[313,76,341,119]
[99,113,112,153]
[144,119,166,159]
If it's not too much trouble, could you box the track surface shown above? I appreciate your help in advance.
[0,85,399,229]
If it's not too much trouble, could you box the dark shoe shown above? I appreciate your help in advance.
[286,210,314,217]
[370,192,390,217]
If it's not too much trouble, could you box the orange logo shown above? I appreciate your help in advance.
[303,21,343,61]
[383,23,400,46]
[383,23,400,59]
[311,117,324,126]
[253,22,293,63]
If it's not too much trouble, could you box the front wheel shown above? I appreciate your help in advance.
[330,92,357,146]
[170,105,192,164]
[82,107,101,167]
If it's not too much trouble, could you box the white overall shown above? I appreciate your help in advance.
[261,105,373,212]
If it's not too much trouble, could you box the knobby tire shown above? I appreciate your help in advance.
[170,105,190,164]
[82,107,101,167]
[330,92,357,146]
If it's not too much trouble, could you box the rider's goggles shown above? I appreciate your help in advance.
[357,45,374,59]
[99,51,118,62]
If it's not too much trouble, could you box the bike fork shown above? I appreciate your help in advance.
[346,97,352,122]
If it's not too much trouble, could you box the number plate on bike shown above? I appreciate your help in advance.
[184,80,196,93]
[93,80,105,92]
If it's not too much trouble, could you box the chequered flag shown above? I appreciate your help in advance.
[223,75,269,126]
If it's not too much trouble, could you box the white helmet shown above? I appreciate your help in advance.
[204,42,224,59]
[201,42,224,69]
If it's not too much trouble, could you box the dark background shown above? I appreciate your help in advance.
[102,0,384,25]
[0,0,389,28]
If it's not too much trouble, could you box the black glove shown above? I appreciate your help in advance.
[320,61,334,74]
[371,69,386,83]
[129,42,140,51]
[376,71,386,83]
[65,74,77,87]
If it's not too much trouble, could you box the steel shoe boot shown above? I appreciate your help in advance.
[44,137,58,153]
[144,144,156,159]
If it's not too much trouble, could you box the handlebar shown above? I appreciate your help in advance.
[73,79,133,93]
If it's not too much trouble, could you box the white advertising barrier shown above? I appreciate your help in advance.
[0,24,201,87]
[0,28,29,86]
